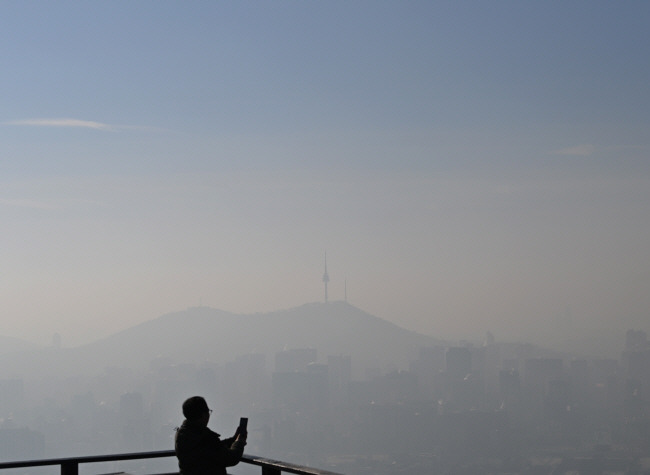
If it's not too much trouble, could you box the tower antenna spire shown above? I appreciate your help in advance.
[322,252,330,303]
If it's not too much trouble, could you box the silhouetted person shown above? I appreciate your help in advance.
[175,396,247,475]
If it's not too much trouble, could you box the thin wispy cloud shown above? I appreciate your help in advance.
[553,144,596,157]
[3,118,114,131]
[3,118,173,135]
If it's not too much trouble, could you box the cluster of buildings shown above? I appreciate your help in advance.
[1,329,650,474]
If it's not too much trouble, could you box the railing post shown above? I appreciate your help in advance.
[261,466,281,475]
[61,461,78,475]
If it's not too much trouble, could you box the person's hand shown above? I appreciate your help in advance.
[234,426,247,440]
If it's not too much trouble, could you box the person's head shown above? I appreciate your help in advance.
[182,396,210,422]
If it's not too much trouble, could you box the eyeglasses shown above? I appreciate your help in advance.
[208,409,213,414]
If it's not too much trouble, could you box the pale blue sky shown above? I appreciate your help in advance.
[1,1,649,354]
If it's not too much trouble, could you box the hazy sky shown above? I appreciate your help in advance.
[2,1,649,353]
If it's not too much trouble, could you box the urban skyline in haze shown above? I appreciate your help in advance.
[2,1,650,355]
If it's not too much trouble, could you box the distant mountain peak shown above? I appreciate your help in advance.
[0,303,442,378]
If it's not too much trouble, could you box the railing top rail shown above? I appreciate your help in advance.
[0,450,176,470]
[0,450,343,475]
[243,455,342,475]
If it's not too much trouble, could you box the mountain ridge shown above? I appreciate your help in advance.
[0,301,443,378]
[0,335,41,355]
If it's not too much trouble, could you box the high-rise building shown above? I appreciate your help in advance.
[446,347,472,379]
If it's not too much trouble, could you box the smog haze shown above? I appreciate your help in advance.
[2,1,649,357]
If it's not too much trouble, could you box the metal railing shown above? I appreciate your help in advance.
[0,450,343,475]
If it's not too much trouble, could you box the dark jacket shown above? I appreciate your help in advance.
[175,420,245,475]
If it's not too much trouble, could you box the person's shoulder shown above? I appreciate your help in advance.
[176,421,207,441]
[204,427,222,439]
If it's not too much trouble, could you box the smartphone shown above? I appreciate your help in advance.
[239,417,248,432]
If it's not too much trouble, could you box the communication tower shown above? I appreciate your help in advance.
[322,252,330,303]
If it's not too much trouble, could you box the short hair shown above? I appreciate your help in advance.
[182,396,209,421]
